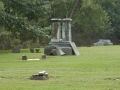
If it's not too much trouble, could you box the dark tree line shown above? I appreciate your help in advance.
[0,0,120,49]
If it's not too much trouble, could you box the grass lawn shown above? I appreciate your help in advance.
[0,45,120,90]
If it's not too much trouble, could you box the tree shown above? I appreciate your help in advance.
[1,0,119,48]
[0,0,51,41]
[104,0,120,40]
[50,0,74,18]
[71,0,111,45]
[69,0,80,18]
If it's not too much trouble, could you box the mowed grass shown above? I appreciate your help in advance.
[0,46,120,90]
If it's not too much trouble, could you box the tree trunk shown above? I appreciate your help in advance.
[69,0,80,18]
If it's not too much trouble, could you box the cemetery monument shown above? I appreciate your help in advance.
[94,39,113,46]
[44,18,79,56]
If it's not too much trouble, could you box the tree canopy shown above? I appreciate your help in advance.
[0,0,51,41]
[0,0,120,49]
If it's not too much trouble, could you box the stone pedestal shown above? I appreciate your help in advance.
[62,18,72,41]
[51,18,62,42]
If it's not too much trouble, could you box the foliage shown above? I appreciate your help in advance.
[91,0,120,40]
[0,27,10,50]
[0,0,51,41]
[73,0,111,34]
[11,38,20,48]
[0,0,120,48]
[106,0,120,40]
[50,0,74,18]
[0,1,4,10]
[49,0,112,45]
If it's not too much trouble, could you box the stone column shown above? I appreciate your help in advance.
[51,18,61,42]
[62,18,72,42]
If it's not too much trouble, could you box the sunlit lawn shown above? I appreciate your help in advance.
[0,45,120,90]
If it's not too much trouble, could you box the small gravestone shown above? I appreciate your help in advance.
[102,39,113,45]
[30,71,49,80]
[94,39,113,46]
[22,55,27,60]
[12,48,20,53]
[30,48,34,53]
[42,54,47,59]
[35,48,40,53]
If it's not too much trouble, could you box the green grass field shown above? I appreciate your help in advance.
[0,46,120,90]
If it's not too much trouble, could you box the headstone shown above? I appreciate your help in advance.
[42,54,47,59]
[30,71,49,80]
[35,48,40,53]
[22,55,27,60]
[94,40,104,46]
[12,48,20,53]
[94,39,113,46]
[30,48,34,53]
[102,39,113,45]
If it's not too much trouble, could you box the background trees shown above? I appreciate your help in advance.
[71,0,112,45]
[0,0,120,49]
[1,0,51,38]
[104,0,120,40]
[0,0,51,49]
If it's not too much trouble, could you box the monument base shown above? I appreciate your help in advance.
[44,41,79,55]
[61,47,72,55]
